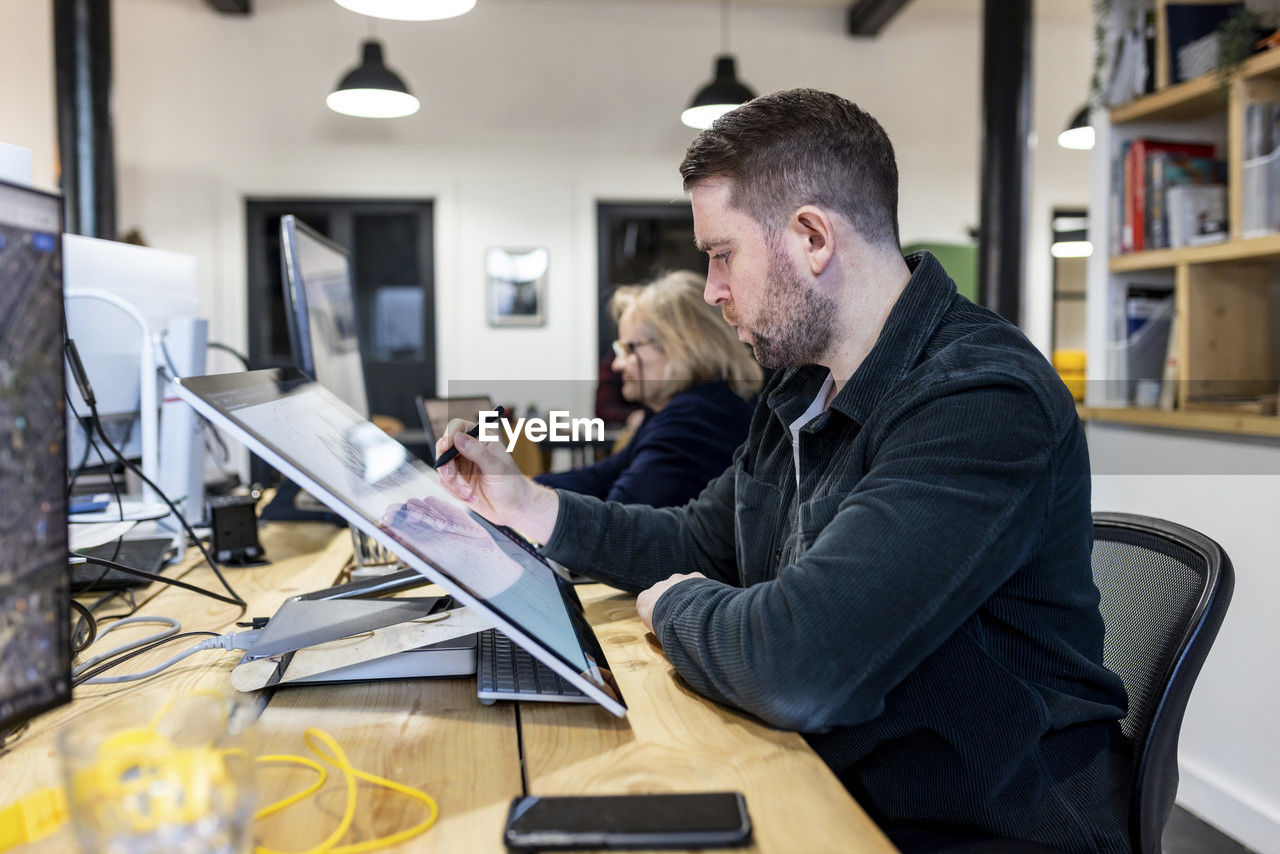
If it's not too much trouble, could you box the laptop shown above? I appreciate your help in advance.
[70,536,176,592]
[173,369,626,717]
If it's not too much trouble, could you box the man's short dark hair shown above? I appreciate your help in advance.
[680,89,900,250]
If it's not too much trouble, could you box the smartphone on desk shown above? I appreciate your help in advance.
[502,791,751,850]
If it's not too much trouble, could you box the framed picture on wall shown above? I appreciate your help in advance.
[486,246,548,327]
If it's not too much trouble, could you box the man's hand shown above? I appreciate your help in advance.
[435,419,559,543]
[636,572,706,633]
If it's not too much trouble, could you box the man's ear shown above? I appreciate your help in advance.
[790,206,835,276]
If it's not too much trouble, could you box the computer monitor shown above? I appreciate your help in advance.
[174,368,626,717]
[279,215,370,418]
[414,395,495,451]
[62,235,208,528]
[0,179,71,734]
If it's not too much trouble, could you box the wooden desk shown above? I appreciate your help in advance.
[5,524,894,853]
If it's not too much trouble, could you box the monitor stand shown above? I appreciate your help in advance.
[231,595,485,691]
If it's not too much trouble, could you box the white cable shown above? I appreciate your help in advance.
[79,629,261,685]
[72,616,181,675]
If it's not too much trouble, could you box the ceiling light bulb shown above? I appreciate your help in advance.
[1057,105,1094,150]
[327,88,420,118]
[333,0,476,21]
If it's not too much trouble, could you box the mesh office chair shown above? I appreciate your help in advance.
[1091,512,1234,854]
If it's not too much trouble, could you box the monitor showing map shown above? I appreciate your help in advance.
[0,179,71,734]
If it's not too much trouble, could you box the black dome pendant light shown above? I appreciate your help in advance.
[327,19,420,118]
[681,0,756,129]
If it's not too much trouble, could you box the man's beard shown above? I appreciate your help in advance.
[725,244,837,370]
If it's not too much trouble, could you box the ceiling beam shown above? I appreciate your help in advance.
[203,0,251,14]
[845,0,912,36]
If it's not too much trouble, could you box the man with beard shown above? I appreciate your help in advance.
[435,89,1130,853]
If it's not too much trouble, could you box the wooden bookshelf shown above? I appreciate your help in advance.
[1110,73,1227,124]
[1241,43,1280,83]
[1110,47,1280,126]
[1094,32,1280,439]
[1108,232,1280,271]
[1079,405,1280,439]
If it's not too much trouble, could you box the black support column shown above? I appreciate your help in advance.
[977,0,1032,325]
[54,0,116,239]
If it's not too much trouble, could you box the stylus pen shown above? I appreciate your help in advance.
[434,405,505,468]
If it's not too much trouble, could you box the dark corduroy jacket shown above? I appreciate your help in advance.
[535,381,753,508]
[542,252,1131,853]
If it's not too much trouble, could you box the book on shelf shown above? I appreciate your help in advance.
[1104,19,1154,107]
[1244,100,1279,160]
[1119,138,1216,253]
[1158,308,1179,411]
[1111,141,1129,256]
[1243,100,1280,236]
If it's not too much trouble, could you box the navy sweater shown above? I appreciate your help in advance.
[535,381,752,508]
[542,253,1131,853]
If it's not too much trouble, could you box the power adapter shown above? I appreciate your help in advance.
[208,494,266,566]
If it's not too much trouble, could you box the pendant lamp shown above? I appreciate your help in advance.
[333,0,475,21]
[681,0,755,130]
[327,39,420,118]
[1057,104,1094,150]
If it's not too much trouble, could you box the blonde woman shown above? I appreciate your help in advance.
[535,271,762,507]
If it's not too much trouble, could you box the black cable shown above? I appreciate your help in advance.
[88,583,137,620]
[65,393,126,526]
[66,424,94,493]
[68,599,97,654]
[69,534,133,599]
[81,398,245,607]
[92,587,141,625]
[72,630,220,687]
[76,555,243,607]
[63,337,244,610]
[208,341,250,369]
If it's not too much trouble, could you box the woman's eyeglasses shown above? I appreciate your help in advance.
[611,339,656,359]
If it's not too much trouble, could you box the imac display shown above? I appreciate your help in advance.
[62,235,207,527]
[279,215,370,417]
[0,179,71,733]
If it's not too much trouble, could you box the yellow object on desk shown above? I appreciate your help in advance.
[1,725,439,854]
[0,787,67,849]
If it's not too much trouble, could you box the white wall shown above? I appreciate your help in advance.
[0,0,1093,403]
[1091,423,1280,853]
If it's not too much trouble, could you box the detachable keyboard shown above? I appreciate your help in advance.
[71,537,175,592]
[476,628,590,705]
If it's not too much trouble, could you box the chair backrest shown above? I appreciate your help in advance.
[1091,512,1234,854]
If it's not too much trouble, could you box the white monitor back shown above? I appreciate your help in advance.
[63,235,205,525]
[63,234,200,331]
[0,143,34,186]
